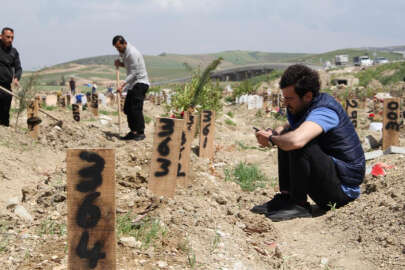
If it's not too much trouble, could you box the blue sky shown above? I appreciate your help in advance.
[2,0,404,70]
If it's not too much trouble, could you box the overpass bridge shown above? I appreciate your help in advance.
[151,62,321,86]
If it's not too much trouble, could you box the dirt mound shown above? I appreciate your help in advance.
[325,154,405,269]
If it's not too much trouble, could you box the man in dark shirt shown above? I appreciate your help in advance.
[253,64,365,221]
[0,27,22,126]
[69,77,76,95]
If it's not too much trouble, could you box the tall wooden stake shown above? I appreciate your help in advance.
[116,68,122,135]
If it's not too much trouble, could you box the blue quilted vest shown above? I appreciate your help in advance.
[289,93,365,187]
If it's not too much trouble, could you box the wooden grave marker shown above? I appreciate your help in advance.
[383,98,400,150]
[149,117,184,197]
[67,95,71,107]
[91,93,99,116]
[27,99,40,139]
[41,96,47,107]
[345,98,359,128]
[35,96,41,108]
[176,112,198,187]
[199,110,216,159]
[67,149,116,270]
[72,104,81,122]
[60,95,66,108]
[271,93,279,110]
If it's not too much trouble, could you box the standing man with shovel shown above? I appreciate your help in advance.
[0,27,22,127]
[113,35,150,141]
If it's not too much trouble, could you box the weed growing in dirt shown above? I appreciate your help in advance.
[187,251,197,269]
[226,111,234,118]
[99,110,110,115]
[83,117,96,122]
[144,114,152,124]
[117,212,167,249]
[271,111,287,121]
[210,232,221,254]
[224,162,269,191]
[42,105,57,111]
[0,238,8,253]
[38,219,66,236]
[255,109,263,118]
[224,96,234,103]
[327,202,337,212]
[235,141,268,152]
[224,119,236,126]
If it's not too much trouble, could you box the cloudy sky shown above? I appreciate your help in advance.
[2,0,404,70]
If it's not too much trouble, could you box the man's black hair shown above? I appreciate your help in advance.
[2,27,14,35]
[112,35,126,46]
[279,64,320,98]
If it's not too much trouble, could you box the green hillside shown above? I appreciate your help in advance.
[23,50,306,90]
[355,62,405,87]
[288,49,403,65]
[22,48,405,92]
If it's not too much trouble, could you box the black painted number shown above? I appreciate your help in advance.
[76,151,105,193]
[76,231,106,269]
[155,158,171,177]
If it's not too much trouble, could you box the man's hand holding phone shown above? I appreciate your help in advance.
[254,127,274,147]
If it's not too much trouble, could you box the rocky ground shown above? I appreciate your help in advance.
[0,96,404,270]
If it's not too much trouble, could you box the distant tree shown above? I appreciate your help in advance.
[159,52,167,56]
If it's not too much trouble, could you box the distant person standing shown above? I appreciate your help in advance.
[0,27,22,127]
[113,35,150,141]
[91,82,97,94]
[69,77,76,95]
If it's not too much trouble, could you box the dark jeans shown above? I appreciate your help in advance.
[124,83,149,134]
[278,140,353,208]
[0,83,12,126]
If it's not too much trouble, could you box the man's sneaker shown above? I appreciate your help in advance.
[266,202,312,222]
[251,193,291,215]
[134,133,146,141]
[120,132,136,140]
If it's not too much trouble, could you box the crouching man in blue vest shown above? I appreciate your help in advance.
[253,64,365,222]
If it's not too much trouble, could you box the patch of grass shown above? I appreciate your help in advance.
[356,62,405,86]
[255,109,263,118]
[0,238,8,253]
[0,221,10,253]
[38,219,66,236]
[226,111,234,118]
[327,202,337,212]
[224,96,234,103]
[224,119,236,126]
[144,114,152,124]
[224,161,269,191]
[187,251,197,269]
[83,117,97,122]
[271,111,287,121]
[99,110,112,115]
[117,212,167,249]
[42,105,57,111]
[10,108,19,114]
[210,232,221,254]
[236,141,268,152]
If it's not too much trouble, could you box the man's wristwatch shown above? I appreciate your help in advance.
[269,134,275,146]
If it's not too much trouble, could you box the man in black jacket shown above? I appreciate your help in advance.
[0,27,22,126]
